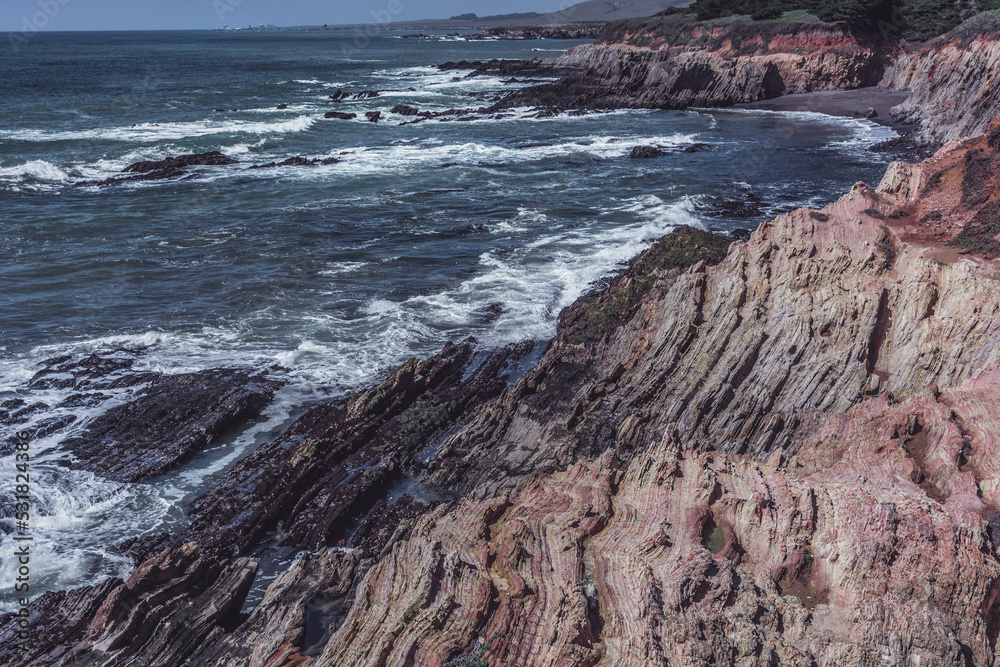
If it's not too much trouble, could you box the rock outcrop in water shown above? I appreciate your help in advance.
[62,368,284,483]
[75,151,239,187]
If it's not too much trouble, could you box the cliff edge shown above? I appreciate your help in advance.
[8,109,1000,667]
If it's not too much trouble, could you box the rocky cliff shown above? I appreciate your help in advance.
[8,104,1000,666]
[882,10,1000,148]
[488,14,896,111]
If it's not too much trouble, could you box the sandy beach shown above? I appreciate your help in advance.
[737,88,913,131]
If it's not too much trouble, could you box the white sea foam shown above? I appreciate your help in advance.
[240,132,700,184]
[0,159,70,182]
[0,116,317,143]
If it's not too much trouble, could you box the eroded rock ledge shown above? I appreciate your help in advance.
[4,122,1000,665]
[9,108,1000,667]
[478,15,897,113]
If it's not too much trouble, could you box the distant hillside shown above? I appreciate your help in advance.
[360,0,694,29]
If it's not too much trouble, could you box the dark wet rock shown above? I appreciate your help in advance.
[118,532,178,565]
[629,145,668,159]
[354,90,379,99]
[365,111,382,123]
[61,368,284,482]
[391,104,420,116]
[705,192,767,219]
[0,577,122,665]
[437,58,546,78]
[28,350,152,391]
[730,228,754,241]
[864,106,879,119]
[248,156,340,169]
[329,89,349,102]
[1,401,48,426]
[188,339,533,557]
[681,142,712,153]
[32,414,77,439]
[75,152,237,187]
[276,103,288,109]
[123,151,238,174]
[325,111,357,120]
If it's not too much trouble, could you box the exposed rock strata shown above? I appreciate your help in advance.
[882,11,1000,148]
[316,117,1000,666]
[12,82,1000,667]
[61,368,284,482]
[485,17,895,111]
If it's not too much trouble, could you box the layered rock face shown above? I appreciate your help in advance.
[12,89,1000,667]
[321,121,1000,666]
[883,11,1000,147]
[9,119,1000,666]
[491,17,895,110]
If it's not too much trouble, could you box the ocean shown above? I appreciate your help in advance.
[0,29,898,610]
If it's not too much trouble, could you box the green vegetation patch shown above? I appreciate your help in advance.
[563,228,731,345]
[682,0,990,42]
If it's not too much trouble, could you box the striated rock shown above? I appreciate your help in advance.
[484,16,896,112]
[365,111,381,123]
[311,115,1000,667]
[390,104,420,116]
[187,339,534,557]
[882,11,1000,147]
[62,368,284,482]
[198,548,369,664]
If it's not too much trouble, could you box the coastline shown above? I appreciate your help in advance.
[10,10,1000,666]
[735,88,913,132]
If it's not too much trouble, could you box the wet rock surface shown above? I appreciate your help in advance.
[323,111,357,120]
[248,156,339,169]
[629,145,668,158]
[74,151,239,187]
[61,367,284,482]
[187,339,534,557]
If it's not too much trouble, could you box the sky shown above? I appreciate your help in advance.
[1,0,572,32]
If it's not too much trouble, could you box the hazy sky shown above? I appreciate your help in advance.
[2,0,572,31]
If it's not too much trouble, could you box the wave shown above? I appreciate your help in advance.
[0,159,70,182]
[0,115,317,144]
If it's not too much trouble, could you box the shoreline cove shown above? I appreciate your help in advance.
[5,9,1000,665]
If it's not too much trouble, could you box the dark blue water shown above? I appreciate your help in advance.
[0,30,898,609]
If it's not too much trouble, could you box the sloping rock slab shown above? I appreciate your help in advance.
[62,368,284,482]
